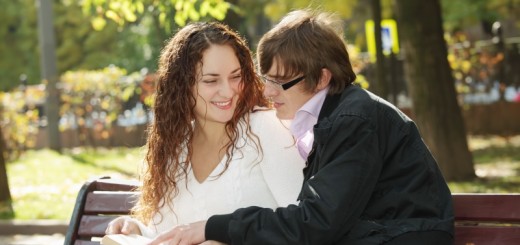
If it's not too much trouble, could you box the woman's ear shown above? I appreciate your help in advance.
[316,68,332,91]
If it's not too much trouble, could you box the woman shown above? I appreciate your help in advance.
[105,22,304,238]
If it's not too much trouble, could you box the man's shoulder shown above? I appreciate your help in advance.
[332,86,412,127]
[332,86,378,118]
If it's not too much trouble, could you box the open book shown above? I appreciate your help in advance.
[101,234,152,245]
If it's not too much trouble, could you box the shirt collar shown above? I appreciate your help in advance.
[290,86,330,138]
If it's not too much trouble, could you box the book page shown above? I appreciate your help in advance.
[101,234,152,245]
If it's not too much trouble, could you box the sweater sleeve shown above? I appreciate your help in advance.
[252,110,305,207]
[131,217,157,238]
[205,115,382,244]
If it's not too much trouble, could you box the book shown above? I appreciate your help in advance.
[101,234,152,245]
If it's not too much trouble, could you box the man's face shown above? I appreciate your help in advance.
[262,59,316,120]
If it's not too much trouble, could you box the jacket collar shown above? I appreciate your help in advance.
[317,84,351,121]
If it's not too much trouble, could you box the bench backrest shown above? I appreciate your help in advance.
[64,177,140,245]
[453,193,520,245]
[66,181,520,245]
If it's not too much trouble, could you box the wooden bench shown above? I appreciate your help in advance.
[64,177,140,245]
[453,193,520,245]
[65,179,520,245]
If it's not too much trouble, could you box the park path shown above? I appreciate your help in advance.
[0,234,64,245]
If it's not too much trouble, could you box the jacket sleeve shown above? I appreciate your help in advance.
[205,115,383,244]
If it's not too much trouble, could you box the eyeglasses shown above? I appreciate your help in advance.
[260,75,305,90]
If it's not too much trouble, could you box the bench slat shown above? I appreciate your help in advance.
[453,194,520,222]
[94,179,139,192]
[66,177,140,245]
[78,215,118,237]
[84,192,138,214]
[455,226,520,245]
[74,241,100,245]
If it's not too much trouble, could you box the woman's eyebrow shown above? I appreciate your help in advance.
[202,73,219,77]
[203,67,241,76]
[230,67,241,74]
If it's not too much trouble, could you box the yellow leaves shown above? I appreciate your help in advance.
[100,100,111,110]
[0,90,41,159]
[82,0,231,30]
[121,86,136,102]
[86,0,143,29]
[461,60,472,73]
[56,66,146,137]
[200,1,211,16]
[105,10,122,24]
[135,2,145,14]
[353,74,370,90]
[264,0,356,21]
[91,16,107,31]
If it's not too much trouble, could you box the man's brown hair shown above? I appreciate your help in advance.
[257,9,356,94]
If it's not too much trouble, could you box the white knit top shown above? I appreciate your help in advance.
[138,109,305,237]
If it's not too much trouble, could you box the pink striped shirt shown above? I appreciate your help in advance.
[290,87,329,160]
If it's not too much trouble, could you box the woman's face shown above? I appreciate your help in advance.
[193,44,243,124]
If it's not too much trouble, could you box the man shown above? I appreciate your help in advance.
[151,9,454,245]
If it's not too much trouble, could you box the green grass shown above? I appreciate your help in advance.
[2,135,520,221]
[448,135,520,193]
[4,147,144,220]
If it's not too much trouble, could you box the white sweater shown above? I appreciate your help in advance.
[139,109,305,237]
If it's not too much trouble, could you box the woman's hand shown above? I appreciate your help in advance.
[105,216,142,235]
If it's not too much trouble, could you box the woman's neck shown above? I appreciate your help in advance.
[193,120,229,145]
[190,120,232,183]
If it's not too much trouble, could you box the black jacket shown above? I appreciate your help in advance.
[206,85,454,244]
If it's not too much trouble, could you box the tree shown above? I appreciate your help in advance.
[80,0,230,31]
[0,0,40,91]
[37,0,61,152]
[441,0,520,32]
[0,126,13,218]
[369,0,388,100]
[393,0,475,180]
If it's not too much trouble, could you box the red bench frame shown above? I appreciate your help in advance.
[64,177,139,245]
[453,193,520,245]
[64,178,520,245]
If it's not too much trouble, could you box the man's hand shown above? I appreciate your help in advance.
[148,220,207,245]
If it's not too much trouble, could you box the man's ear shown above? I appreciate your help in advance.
[316,68,332,91]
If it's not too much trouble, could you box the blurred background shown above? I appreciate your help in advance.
[0,0,519,242]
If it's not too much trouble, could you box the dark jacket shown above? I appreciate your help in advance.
[206,85,454,244]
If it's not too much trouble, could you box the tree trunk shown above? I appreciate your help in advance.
[393,0,475,181]
[0,126,13,218]
[371,0,388,101]
[37,0,62,152]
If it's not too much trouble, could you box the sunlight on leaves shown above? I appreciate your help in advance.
[91,16,107,31]
[81,0,231,29]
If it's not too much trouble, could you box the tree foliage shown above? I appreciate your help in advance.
[0,0,162,91]
[0,0,40,91]
[80,0,231,31]
[55,1,160,77]
[441,0,520,33]
[59,66,143,147]
[261,0,357,20]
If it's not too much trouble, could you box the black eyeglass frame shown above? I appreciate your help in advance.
[260,75,305,90]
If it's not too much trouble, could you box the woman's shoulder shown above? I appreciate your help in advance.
[249,106,276,120]
[248,107,287,130]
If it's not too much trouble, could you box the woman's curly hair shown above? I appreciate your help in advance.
[132,22,269,223]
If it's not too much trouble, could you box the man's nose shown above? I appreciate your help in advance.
[263,82,279,98]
